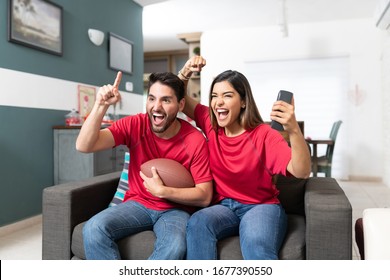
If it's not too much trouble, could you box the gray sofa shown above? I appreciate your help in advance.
[42,172,352,260]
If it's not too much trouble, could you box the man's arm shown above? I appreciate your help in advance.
[76,72,122,153]
[140,167,213,207]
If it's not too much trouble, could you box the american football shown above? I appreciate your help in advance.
[140,158,195,188]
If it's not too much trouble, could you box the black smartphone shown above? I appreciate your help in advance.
[270,90,293,131]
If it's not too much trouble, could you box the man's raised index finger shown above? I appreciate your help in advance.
[113,71,122,89]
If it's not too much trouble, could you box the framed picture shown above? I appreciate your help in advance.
[8,0,63,56]
[109,32,133,75]
[78,85,96,120]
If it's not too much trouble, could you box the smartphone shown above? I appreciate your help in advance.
[270,90,293,131]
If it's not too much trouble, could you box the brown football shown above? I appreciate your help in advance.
[140,158,195,188]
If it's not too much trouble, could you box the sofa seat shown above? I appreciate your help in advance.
[70,214,305,260]
[43,172,352,260]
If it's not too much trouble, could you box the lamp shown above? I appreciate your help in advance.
[88,29,105,46]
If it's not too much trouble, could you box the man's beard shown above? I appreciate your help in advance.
[149,111,176,134]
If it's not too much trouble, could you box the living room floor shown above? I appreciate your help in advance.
[0,180,389,260]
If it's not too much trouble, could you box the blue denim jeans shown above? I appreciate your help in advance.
[186,199,287,260]
[83,200,190,260]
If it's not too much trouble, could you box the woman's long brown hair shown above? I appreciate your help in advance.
[209,70,263,130]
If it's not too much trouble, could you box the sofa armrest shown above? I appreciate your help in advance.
[42,171,121,260]
[363,208,390,259]
[304,177,352,259]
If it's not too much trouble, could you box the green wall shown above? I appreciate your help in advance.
[0,0,143,91]
[0,106,65,223]
[0,0,143,226]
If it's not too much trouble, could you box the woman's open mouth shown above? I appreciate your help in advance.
[216,108,229,121]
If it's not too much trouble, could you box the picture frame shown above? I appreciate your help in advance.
[8,0,63,56]
[109,32,133,75]
[78,85,96,121]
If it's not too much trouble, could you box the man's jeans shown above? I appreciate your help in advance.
[83,200,189,260]
[186,199,287,260]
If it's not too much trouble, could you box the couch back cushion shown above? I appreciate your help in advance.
[276,175,306,216]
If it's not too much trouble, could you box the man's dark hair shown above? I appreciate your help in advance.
[147,72,185,101]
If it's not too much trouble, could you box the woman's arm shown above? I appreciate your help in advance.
[286,126,312,179]
[177,56,206,120]
[270,97,311,178]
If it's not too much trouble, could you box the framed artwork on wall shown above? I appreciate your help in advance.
[8,0,63,56]
[109,32,133,75]
[78,85,96,121]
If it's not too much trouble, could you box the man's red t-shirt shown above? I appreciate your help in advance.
[108,113,212,212]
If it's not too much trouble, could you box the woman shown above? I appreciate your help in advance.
[179,56,311,260]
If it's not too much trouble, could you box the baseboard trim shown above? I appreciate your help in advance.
[347,175,383,182]
[0,215,42,238]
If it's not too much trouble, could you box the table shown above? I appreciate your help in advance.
[306,138,334,177]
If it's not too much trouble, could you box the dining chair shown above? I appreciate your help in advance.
[312,120,342,177]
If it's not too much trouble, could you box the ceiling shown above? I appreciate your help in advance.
[134,0,381,53]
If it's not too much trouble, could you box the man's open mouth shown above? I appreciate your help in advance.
[153,112,165,126]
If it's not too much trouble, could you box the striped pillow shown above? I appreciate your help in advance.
[109,152,130,207]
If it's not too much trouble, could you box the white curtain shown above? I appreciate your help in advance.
[245,56,349,179]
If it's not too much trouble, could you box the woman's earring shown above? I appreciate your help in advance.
[242,104,246,108]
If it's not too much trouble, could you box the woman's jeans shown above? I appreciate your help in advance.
[83,200,190,260]
[186,199,287,260]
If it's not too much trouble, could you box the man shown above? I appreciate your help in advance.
[76,71,213,260]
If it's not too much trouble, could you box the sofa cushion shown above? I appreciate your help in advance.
[276,175,307,216]
[71,214,305,260]
[118,231,156,259]
[279,214,306,259]
[217,214,305,260]
[72,222,156,260]
[71,222,86,259]
[109,152,130,207]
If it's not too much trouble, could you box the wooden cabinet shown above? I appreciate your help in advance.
[53,127,127,184]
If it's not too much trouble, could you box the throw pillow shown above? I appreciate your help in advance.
[276,175,307,216]
[109,152,130,207]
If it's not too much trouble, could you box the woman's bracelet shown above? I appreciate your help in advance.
[178,71,191,81]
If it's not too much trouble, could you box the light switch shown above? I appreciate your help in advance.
[125,82,133,92]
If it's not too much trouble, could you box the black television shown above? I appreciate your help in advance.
[109,32,133,75]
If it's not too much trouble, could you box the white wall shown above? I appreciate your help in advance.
[0,68,143,116]
[200,19,384,181]
[382,31,390,186]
